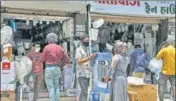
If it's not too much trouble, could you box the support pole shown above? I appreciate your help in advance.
[87,4,92,101]
[20,85,23,101]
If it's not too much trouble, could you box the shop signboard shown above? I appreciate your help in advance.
[89,1,175,17]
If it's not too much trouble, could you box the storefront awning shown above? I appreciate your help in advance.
[91,13,159,24]
[1,13,71,22]
[91,13,175,24]
[1,1,88,16]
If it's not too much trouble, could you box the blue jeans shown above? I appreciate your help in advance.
[45,66,61,101]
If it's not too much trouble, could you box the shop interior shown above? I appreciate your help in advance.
[90,16,175,56]
[92,22,158,55]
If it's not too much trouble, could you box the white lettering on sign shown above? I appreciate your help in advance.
[89,1,175,17]
[96,0,140,6]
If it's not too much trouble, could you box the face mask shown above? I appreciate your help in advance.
[83,42,89,46]
[34,48,40,52]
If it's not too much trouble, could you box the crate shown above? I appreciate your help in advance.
[1,90,15,101]
[128,84,157,101]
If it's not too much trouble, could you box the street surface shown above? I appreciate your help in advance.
[24,97,76,101]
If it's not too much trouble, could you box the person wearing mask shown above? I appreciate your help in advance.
[104,41,129,101]
[156,37,175,101]
[40,33,69,101]
[129,44,150,78]
[27,42,43,101]
[76,34,96,101]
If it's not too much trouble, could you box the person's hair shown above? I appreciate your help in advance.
[113,41,126,54]
[33,42,41,47]
[46,33,58,44]
[134,44,141,49]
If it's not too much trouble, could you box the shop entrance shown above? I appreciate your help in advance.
[1,13,75,98]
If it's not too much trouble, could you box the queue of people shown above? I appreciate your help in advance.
[25,32,175,101]
[76,34,175,101]
[26,33,70,101]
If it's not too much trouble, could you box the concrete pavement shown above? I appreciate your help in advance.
[24,97,76,101]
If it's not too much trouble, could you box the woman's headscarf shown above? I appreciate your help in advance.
[46,33,58,44]
[112,41,127,55]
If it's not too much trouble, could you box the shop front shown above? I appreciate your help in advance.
[86,1,175,101]
[1,1,88,100]
[88,0,175,62]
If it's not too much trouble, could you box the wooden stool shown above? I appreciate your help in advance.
[1,90,15,101]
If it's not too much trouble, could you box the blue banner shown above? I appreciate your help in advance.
[92,53,112,93]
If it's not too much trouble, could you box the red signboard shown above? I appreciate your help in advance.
[2,62,11,70]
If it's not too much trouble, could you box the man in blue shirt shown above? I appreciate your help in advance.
[129,45,150,78]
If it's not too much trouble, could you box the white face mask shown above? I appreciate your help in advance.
[34,48,40,52]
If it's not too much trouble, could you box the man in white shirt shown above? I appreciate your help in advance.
[76,34,96,101]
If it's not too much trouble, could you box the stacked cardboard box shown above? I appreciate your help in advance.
[128,84,157,101]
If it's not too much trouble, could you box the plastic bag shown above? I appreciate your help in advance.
[92,18,104,29]
[148,58,162,73]
[15,56,32,84]
[148,58,162,80]
[1,26,13,45]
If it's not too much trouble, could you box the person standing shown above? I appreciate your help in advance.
[76,34,96,101]
[156,37,175,101]
[99,43,111,53]
[40,33,69,101]
[27,42,43,101]
[129,44,150,78]
[104,41,129,101]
